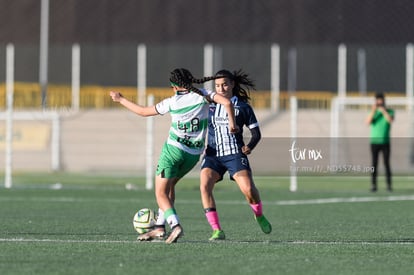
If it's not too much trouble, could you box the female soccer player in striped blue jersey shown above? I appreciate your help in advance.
[110,68,237,243]
[200,69,272,241]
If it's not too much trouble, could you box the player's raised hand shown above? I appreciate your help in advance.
[110,91,123,102]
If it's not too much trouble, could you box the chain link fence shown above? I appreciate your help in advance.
[1,0,414,107]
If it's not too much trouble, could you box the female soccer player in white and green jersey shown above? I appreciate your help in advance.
[110,68,237,244]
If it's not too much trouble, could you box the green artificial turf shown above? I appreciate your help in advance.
[0,173,413,274]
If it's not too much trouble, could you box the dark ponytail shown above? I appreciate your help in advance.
[215,69,255,102]
[169,68,216,98]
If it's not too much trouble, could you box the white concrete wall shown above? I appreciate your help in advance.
[1,109,413,174]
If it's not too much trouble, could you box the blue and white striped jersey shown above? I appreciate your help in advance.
[207,96,259,157]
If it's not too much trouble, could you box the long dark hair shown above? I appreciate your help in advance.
[169,68,216,97]
[214,69,255,102]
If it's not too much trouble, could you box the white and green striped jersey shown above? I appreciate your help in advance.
[155,89,216,155]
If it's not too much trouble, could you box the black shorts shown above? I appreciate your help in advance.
[201,152,251,182]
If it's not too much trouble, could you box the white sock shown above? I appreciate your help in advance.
[155,208,166,227]
[166,214,180,229]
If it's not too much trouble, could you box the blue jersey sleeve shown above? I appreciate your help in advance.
[241,103,259,129]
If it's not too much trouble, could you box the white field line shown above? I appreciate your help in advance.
[1,195,414,206]
[0,238,132,244]
[274,195,414,205]
[2,194,413,246]
[0,238,413,245]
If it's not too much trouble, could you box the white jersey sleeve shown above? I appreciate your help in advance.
[155,97,172,115]
[200,88,216,102]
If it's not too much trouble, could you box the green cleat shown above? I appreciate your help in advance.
[209,229,225,241]
[255,215,272,234]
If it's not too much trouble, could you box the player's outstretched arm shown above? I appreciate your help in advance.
[212,93,239,133]
[109,91,158,117]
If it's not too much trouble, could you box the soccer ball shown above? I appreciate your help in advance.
[133,208,156,234]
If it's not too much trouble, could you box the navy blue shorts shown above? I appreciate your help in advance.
[201,152,251,182]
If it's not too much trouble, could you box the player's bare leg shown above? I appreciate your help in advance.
[200,168,225,240]
[233,170,260,204]
[200,168,221,209]
[233,170,272,234]
[139,176,183,243]
[154,175,183,243]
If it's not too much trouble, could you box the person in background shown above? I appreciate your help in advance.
[366,92,394,192]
